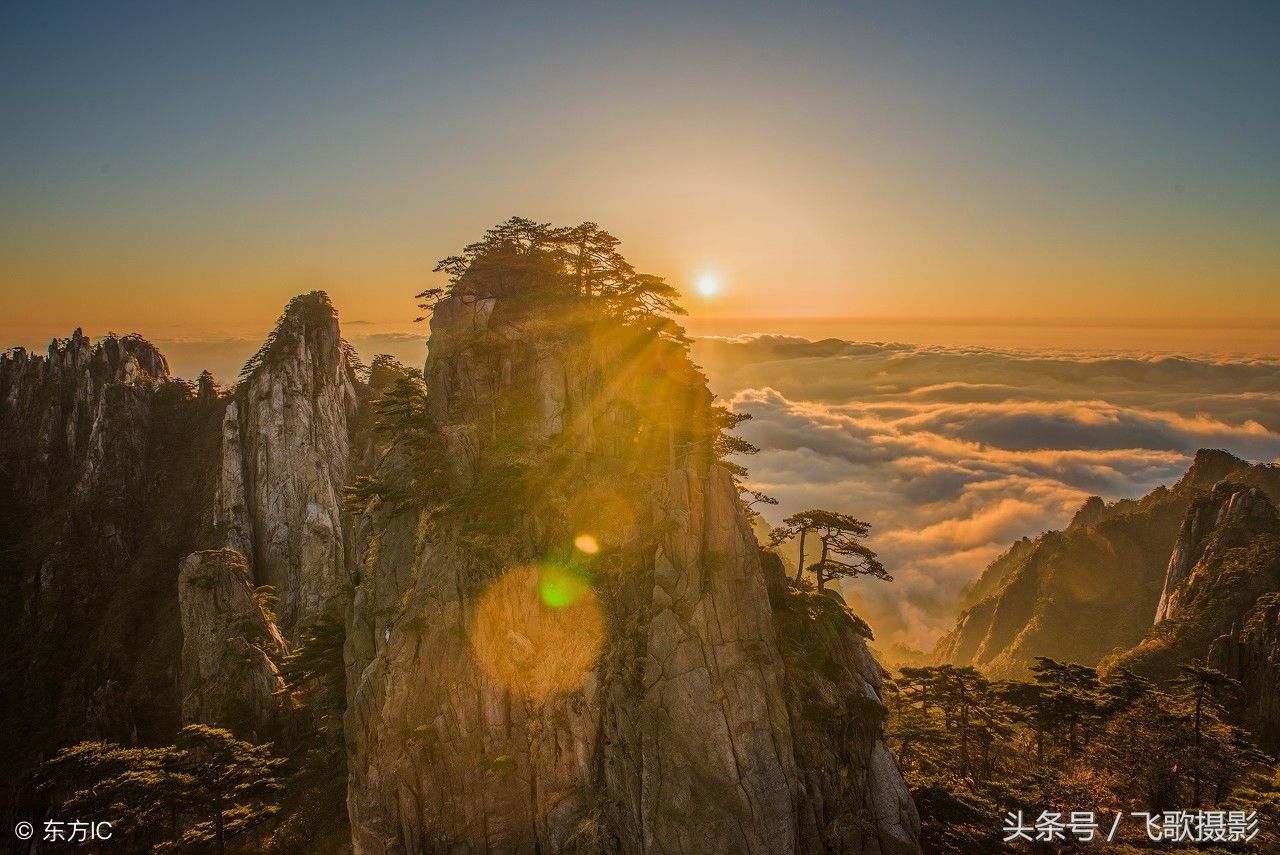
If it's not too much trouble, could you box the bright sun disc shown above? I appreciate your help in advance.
[696,273,721,297]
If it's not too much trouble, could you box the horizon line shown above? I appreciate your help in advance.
[684,315,1280,330]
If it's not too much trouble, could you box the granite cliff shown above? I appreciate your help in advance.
[177,548,296,742]
[215,292,362,638]
[0,294,360,847]
[935,448,1280,762]
[2,264,919,853]
[342,287,919,854]
[1109,478,1280,749]
[0,330,221,830]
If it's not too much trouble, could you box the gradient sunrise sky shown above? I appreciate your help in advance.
[2,1,1278,351]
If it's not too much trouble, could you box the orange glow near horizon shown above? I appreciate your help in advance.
[3,6,1278,357]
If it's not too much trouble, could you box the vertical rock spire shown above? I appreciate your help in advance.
[213,291,361,637]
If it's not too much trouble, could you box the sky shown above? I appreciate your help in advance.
[3,0,1279,356]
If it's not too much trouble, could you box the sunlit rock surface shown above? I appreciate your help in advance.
[1,291,920,853]
[1155,482,1278,623]
[214,291,361,637]
[1114,479,1280,681]
[935,449,1280,678]
[344,293,920,854]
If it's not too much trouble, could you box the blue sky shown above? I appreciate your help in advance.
[3,1,1278,342]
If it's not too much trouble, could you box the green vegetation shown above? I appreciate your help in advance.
[0,350,228,836]
[343,356,448,515]
[888,658,1279,852]
[417,216,684,328]
[278,614,347,715]
[40,725,285,853]
[266,613,351,852]
[239,291,339,382]
[353,217,762,580]
[769,508,889,591]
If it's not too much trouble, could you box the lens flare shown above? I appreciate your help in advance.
[470,564,604,700]
[538,563,589,608]
[567,487,636,549]
[574,534,600,554]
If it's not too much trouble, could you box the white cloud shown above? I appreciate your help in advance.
[696,338,1280,650]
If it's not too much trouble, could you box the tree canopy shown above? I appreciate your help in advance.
[40,725,285,853]
[416,216,686,330]
[770,508,889,590]
[888,659,1278,852]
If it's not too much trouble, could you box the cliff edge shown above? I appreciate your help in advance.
[342,251,919,854]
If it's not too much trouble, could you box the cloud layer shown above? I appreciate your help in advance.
[694,336,1280,650]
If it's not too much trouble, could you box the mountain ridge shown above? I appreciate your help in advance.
[935,448,1280,678]
[1,281,922,853]
[935,447,1280,759]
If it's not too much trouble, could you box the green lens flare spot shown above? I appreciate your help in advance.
[538,565,587,609]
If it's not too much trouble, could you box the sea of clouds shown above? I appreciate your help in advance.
[693,336,1280,652]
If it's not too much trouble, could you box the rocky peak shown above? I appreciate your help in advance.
[1,330,170,506]
[1,328,169,404]
[239,291,354,386]
[196,370,219,405]
[1175,448,1250,491]
[213,290,361,638]
[1069,495,1107,528]
[346,288,920,854]
[0,323,232,819]
[1155,480,1278,623]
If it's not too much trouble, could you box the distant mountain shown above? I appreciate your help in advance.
[1107,477,1280,750]
[935,449,1280,680]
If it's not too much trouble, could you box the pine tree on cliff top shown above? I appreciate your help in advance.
[416,216,685,331]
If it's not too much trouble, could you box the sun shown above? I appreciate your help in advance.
[695,273,721,298]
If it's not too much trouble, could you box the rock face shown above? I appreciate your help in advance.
[1112,480,1280,681]
[0,330,223,831]
[178,549,294,742]
[933,491,1190,678]
[935,450,1280,678]
[3,290,922,853]
[0,329,168,507]
[0,326,175,656]
[0,296,368,847]
[1155,482,1279,623]
[344,294,920,854]
[1208,594,1280,753]
[214,291,361,637]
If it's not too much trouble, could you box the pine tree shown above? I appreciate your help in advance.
[39,726,285,853]
[175,724,286,853]
[770,509,888,590]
